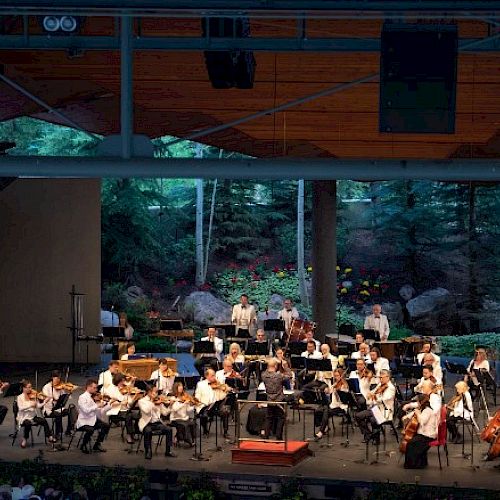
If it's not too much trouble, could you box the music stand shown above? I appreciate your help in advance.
[473,369,494,415]
[305,359,332,372]
[348,378,361,394]
[225,377,246,392]
[291,357,306,370]
[246,342,269,356]
[444,361,468,376]
[102,326,126,338]
[3,382,22,397]
[225,339,247,353]
[345,359,357,373]
[339,323,356,338]
[287,342,305,356]
[337,390,352,443]
[160,319,183,330]
[193,341,215,355]
[399,364,423,398]
[264,319,285,332]
[363,329,380,342]
[213,324,236,339]
[236,328,251,339]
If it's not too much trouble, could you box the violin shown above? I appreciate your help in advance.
[93,393,116,404]
[160,367,176,378]
[374,382,388,395]
[446,394,462,411]
[209,381,231,393]
[480,409,500,460]
[180,393,201,406]
[28,390,48,402]
[53,382,78,392]
[119,386,144,396]
[153,395,174,405]
[333,378,347,391]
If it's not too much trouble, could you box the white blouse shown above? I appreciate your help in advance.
[417,406,438,439]
[16,394,43,426]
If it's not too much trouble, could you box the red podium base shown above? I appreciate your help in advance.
[231,440,312,466]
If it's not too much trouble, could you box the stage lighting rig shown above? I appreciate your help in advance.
[40,15,82,35]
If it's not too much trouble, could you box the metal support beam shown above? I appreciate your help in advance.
[0,73,101,142]
[120,16,133,159]
[1,157,500,181]
[1,35,500,52]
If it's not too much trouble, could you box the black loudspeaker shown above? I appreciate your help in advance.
[202,17,256,89]
[380,24,458,134]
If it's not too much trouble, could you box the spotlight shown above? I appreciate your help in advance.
[42,16,60,32]
[60,16,77,32]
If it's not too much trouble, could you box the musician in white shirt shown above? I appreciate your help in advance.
[41,370,76,438]
[364,304,390,341]
[98,360,121,391]
[150,358,177,394]
[301,341,322,360]
[416,341,441,367]
[278,298,299,333]
[351,342,371,362]
[137,386,175,459]
[348,359,373,405]
[301,330,320,351]
[194,327,224,375]
[231,294,257,336]
[420,353,443,382]
[404,393,439,469]
[76,379,111,453]
[447,381,475,443]
[120,343,136,361]
[303,344,337,392]
[16,380,56,448]
[414,365,442,395]
[168,381,197,447]
[403,380,442,417]
[355,370,396,442]
[368,348,390,377]
[466,348,490,387]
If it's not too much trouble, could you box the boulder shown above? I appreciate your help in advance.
[183,292,232,325]
[407,288,452,318]
[101,310,119,327]
[476,299,500,332]
[407,288,456,335]
[125,286,146,304]
[399,284,416,302]
[268,294,285,309]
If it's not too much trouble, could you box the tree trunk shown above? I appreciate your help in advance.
[468,182,480,312]
[297,179,309,306]
[405,180,418,287]
[203,178,218,282]
[195,145,204,286]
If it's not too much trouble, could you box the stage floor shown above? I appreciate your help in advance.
[0,370,499,495]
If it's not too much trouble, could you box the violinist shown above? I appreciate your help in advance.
[0,379,10,426]
[404,394,438,469]
[447,380,475,444]
[42,370,77,439]
[401,380,441,425]
[355,369,396,443]
[120,342,136,361]
[275,348,294,390]
[98,360,121,391]
[414,365,442,395]
[195,368,232,439]
[421,353,443,382]
[76,379,111,453]
[315,368,349,440]
[150,358,177,394]
[368,348,390,379]
[16,380,56,448]
[103,373,140,445]
[169,381,197,447]
[138,385,175,459]
[351,343,371,363]
[216,359,241,384]
[348,359,373,409]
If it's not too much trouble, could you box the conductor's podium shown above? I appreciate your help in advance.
[117,358,177,380]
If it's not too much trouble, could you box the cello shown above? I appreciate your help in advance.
[399,394,430,454]
[480,409,500,460]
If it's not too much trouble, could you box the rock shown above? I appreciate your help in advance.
[407,288,452,318]
[399,284,416,302]
[183,292,232,325]
[268,294,285,308]
[101,310,119,327]
[407,288,456,335]
[476,299,500,332]
[126,286,146,304]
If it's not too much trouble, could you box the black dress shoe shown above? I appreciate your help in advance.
[80,445,90,454]
[145,449,152,460]
[92,443,106,452]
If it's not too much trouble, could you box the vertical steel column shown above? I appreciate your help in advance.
[311,181,337,342]
[120,16,133,159]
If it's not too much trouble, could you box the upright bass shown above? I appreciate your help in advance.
[480,409,500,460]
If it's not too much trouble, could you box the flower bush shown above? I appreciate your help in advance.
[337,265,391,305]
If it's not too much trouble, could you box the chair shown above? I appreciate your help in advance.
[10,400,35,448]
[429,406,449,469]
[135,428,165,455]
[67,426,94,452]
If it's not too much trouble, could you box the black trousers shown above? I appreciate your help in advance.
[265,404,285,440]
[200,402,231,435]
[21,416,52,440]
[143,421,172,454]
[404,434,433,469]
[0,405,7,426]
[45,405,77,436]
[317,406,346,434]
[171,419,196,444]
[109,410,138,437]
[447,415,463,439]
[355,409,380,438]
[79,419,110,447]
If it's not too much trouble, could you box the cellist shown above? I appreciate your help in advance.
[403,393,438,469]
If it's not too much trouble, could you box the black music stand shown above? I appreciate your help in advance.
[236,328,251,339]
[246,342,269,357]
[291,357,306,370]
[214,324,236,339]
[264,319,285,332]
[348,378,361,394]
[193,341,215,355]
[224,339,247,354]
[339,323,356,338]
[160,319,183,330]
[399,364,423,398]
[287,342,305,356]
[305,359,332,373]
[363,329,380,342]
[473,368,496,412]
[444,361,468,376]
[3,382,22,398]
[345,359,357,373]
[102,326,126,338]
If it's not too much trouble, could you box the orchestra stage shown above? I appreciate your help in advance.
[0,369,499,498]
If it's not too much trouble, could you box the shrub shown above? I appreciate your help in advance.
[438,332,500,358]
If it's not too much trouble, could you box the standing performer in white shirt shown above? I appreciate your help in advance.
[75,379,111,453]
[364,304,390,341]
[232,294,257,337]
[278,298,299,335]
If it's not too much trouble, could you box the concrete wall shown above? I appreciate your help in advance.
[0,179,101,363]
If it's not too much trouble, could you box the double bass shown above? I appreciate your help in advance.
[480,409,500,460]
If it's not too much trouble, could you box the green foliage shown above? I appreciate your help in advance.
[438,333,500,358]
[134,336,175,353]
[124,299,152,332]
[271,478,308,500]
[388,326,415,341]
[102,282,128,310]
[180,473,223,500]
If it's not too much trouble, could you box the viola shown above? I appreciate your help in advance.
[180,393,201,406]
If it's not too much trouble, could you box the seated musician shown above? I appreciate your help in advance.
[226,342,245,370]
[216,359,241,384]
[447,380,475,444]
[355,369,396,443]
[403,394,438,469]
[417,341,441,367]
[301,330,320,351]
[16,380,56,448]
[278,298,299,335]
[414,365,442,394]
[169,381,197,447]
[402,379,441,418]
[315,368,349,440]
[75,379,111,453]
[247,329,271,380]
[98,360,121,391]
[120,343,136,361]
[364,304,390,341]
[42,370,77,438]
[103,373,140,445]
[194,327,224,376]
[275,348,294,390]
[195,368,232,439]
[261,358,290,441]
[302,343,338,392]
[351,342,371,362]
[421,353,443,382]
[0,380,9,426]
[137,386,175,459]
[465,347,491,395]
[355,332,366,345]
[150,358,177,395]
[368,347,390,378]
[348,359,374,409]
[299,340,323,386]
